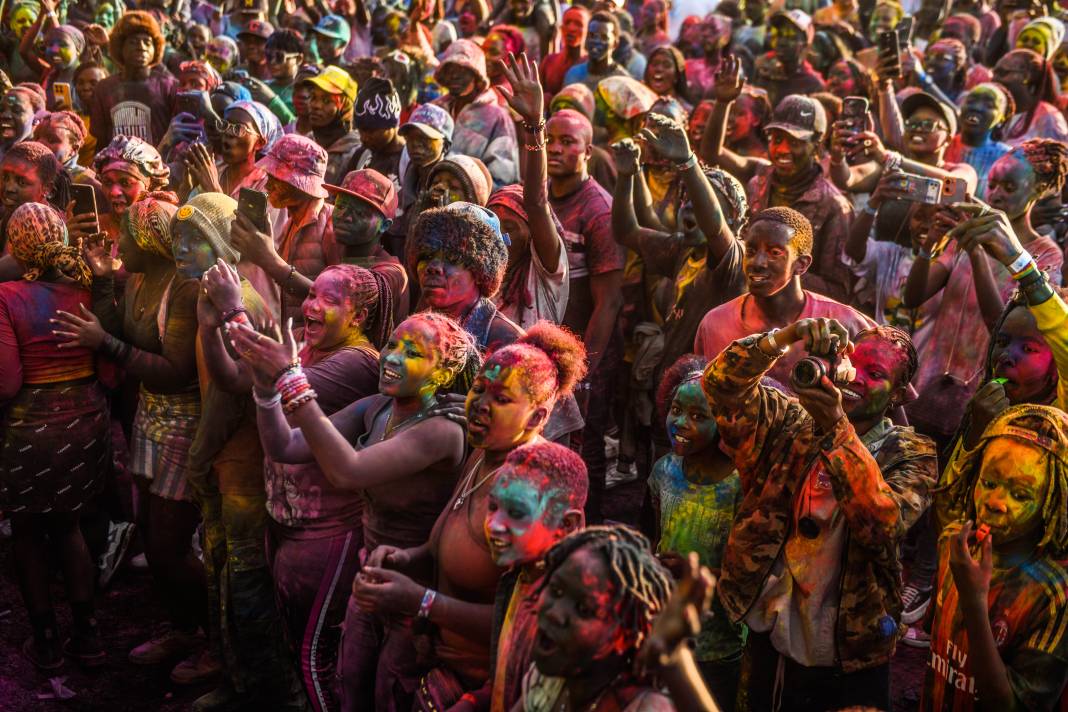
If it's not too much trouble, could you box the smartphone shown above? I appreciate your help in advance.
[53,82,72,111]
[878,29,902,78]
[892,172,943,204]
[176,91,202,118]
[940,176,968,205]
[896,16,914,49]
[238,187,269,233]
[70,183,99,233]
[841,96,869,133]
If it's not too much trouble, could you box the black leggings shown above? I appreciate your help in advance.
[10,511,95,617]
[141,490,208,633]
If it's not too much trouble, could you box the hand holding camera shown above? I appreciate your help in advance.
[769,318,854,431]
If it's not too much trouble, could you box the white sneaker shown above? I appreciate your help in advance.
[900,583,932,625]
[902,625,930,648]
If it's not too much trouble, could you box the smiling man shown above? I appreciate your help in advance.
[694,207,874,390]
[702,313,936,712]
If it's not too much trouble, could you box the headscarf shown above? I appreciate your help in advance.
[224,100,283,150]
[551,83,596,121]
[93,135,170,188]
[1018,17,1066,61]
[8,202,91,287]
[125,194,179,260]
[178,60,222,92]
[597,76,658,119]
[173,193,239,264]
[34,110,87,147]
[47,25,86,58]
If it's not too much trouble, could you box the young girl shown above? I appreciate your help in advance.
[227,310,475,712]
[648,355,744,712]
[517,525,676,711]
[350,321,587,711]
[923,405,1068,710]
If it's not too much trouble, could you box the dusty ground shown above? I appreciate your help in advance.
[0,480,927,711]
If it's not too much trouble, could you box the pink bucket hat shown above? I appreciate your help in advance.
[435,38,489,85]
[256,134,328,198]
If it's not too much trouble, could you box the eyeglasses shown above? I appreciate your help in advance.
[215,119,254,137]
[266,51,300,64]
[905,118,947,133]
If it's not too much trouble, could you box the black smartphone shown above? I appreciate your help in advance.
[841,96,870,133]
[896,16,915,51]
[878,29,902,78]
[238,187,269,233]
[70,183,99,233]
[176,91,202,118]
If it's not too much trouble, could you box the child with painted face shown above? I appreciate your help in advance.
[350,322,586,710]
[0,84,44,161]
[452,441,587,712]
[944,83,1014,199]
[516,525,676,711]
[922,405,1068,711]
[17,11,85,110]
[702,317,936,712]
[648,355,744,711]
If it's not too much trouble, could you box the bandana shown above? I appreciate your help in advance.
[125,196,179,260]
[178,60,222,92]
[93,135,169,188]
[225,100,283,149]
[8,202,91,287]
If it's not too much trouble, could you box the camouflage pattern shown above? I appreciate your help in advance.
[703,335,937,672]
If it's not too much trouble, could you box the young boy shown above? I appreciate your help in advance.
[455,441,587,712]
[925,404,1068,710]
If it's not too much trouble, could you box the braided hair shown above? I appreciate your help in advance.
[1015,138,1068,198]
[318,265,396,350]
[1000,49,1059,141]
[854,325,918,389]
[538,525,673,655]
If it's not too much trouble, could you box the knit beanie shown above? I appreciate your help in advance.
[354,77,402,130]
[173,193,240,264]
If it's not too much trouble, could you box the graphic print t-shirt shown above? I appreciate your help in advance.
[921,524,1068,711]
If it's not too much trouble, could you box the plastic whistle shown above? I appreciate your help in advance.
[991,377,1009,386]
[975,523,991,544]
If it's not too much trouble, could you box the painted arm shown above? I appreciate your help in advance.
[0,295,23,401]
[633,170,668,232]
[17,6,54,76]
[697,55,763,183]
[255,392,374,464]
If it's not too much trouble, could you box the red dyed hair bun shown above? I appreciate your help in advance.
[519,321,588,399]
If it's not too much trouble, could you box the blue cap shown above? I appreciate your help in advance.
[399,103,454,143]
[314,14,351,43]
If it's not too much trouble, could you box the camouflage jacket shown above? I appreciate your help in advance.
[703,336,937,672]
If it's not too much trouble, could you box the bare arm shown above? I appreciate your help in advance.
[586,271,623,373]
[197,320,254,394]
[255,392,375,464]
[632,170,668,232]
[968,247,1008,330]
[903,249,952,308]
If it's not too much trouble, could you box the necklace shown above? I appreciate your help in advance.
[385,400,433,438]
[452,451,498,510]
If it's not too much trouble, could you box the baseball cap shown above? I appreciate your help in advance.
[237,19,274,39]
[326,169,398,220]
[765,94,827,141]
[234,0,268,14]
[399,103,454,142]
[901,91,958,136]
[313,14,352,43]
[302,65,358,104]
[770,9,815,44]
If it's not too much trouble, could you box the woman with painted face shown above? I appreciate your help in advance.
[825,57,874,103]
[648,355,744,711]
[0,140,73,281]
[903,140,1067,449]
[944,83,1014,199]
[0,203,109,671]
[227,310,475,712]
[514,525,675,711]
[350,321,586,711]
[433,39,519,188]
[0,84,44,161]
[923,406,1068,711]
[993,48,1068,145]
[199,260,397,711]
[50,195,216,684]
[17,9,86,110]
[644,46,691,112]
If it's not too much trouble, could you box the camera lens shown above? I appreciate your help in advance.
[791,358,823,389]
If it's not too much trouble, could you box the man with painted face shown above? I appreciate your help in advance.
[540,5,589,97]
[945,83,1013,199]
[704,79,855,303]
[325,168,410,324]
[562,11,630,95]
[301,65,361,187]
[753,10,825,110]
[310,14,350,66]
[89,11,178,147]
[703,309,936,712]
[433,39,519,188]
[344,77,406,189]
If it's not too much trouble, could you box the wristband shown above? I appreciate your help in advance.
[418,588,436,618]
[521,119,545,133]
[253,389,281,408]
[883,151,902,173]
[862,203,878,217]
[220,306,248,324]
[1007,250,1034,275]
[676,153,698,171]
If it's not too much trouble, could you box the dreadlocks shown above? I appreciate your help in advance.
[937,404,1068,557]
[318,265,396,350]
[1016,138,1068,197]
[539,525,673,654]
[854,325,918,388]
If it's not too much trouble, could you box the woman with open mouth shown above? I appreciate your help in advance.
[226,309,476,712]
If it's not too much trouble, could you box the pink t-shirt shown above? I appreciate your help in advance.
[694,290,877,391]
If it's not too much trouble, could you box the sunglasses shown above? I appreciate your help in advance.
[905,118,947,133]
[215,119,254,137]
[266,51,300,64]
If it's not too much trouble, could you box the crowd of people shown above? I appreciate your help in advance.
[3,0,1068,709]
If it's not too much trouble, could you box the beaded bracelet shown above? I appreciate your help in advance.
[521,119,545,133]
[282,390,317,414]
[524,140,545,151]
[272,361,301,384]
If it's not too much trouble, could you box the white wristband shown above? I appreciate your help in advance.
[1007,250,1034,275]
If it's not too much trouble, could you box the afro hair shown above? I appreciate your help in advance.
[498,440,589,517]
[407,205,509,298]
[109,11,166,69]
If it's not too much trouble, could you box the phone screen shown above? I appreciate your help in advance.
[238,188,269,232]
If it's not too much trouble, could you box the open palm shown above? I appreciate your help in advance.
[497,52,544,125]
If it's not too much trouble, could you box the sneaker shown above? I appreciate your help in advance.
[129,628,200,665]
[22,630,63,671]
[97,521,136,589]
[902,624,931,649]
[192,682,256,712]
[128,552,149,570]
[900,583,932,625]
[171,648,222,685]
[64,618,106,668]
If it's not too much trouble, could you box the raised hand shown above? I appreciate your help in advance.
[712,53,744,103]
[495,51,544,126]
[950,205,1025,265]
[185,141,223,194]
[635,552,715,674]
[201,259,244,315]
[229,211,278,271]
[225,318,301,387]
[639,113,692,164]
[78,235,119,278]
[610,138,642,177]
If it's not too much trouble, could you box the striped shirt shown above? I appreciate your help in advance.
[943,135,1011,200]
